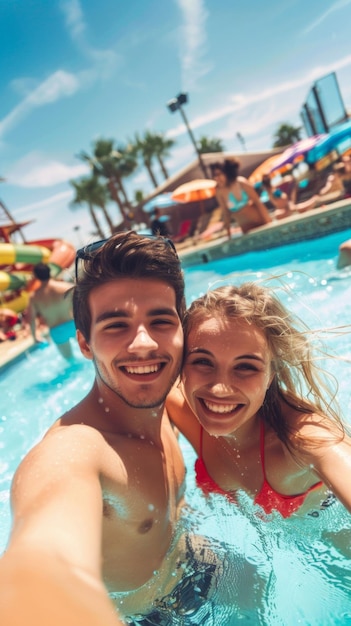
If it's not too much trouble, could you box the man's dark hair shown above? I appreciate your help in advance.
[33,263,51,281]
[73,231,186,340]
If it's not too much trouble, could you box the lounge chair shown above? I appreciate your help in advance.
[171,219,193,243]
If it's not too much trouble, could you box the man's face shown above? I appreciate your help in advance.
[78,277,183,408]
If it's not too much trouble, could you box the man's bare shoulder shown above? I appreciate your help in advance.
[49,279,74,294]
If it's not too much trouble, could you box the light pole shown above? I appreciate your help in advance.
[236,132,247,151]
[73,225,84,247]
[167,93,208,178]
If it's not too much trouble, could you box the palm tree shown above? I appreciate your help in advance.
[134,189,145,204]
[152,133,175,180]
[78,139,137,228]
[273,123,302,148]
[133,132,159,188]
[70,177,108,239]
[197,136,225,154]
[74,175,115,234]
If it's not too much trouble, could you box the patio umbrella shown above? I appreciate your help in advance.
[269,135,326,174]
[248,154,284,184]
[143,192,177,214]
[171,179,217,216]
[306,119,351,164]
[171,179,217,203]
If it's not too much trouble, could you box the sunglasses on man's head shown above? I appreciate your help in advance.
[75,235,178,281]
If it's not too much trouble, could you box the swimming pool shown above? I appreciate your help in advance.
[1,228,351,624]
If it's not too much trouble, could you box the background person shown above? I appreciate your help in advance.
[0,307,25,342]
[260,175,294,219]
[150,207,169,237]
[210,159,272,239]
[1,232,220,625]
[261,174,318,216]
[28,263,76,359]
[166,283,351,521]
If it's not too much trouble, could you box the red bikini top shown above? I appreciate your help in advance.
[195,422,323,518]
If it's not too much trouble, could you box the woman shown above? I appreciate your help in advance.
[261,174,318,217]
[166,283,351,519]
[210,160,272,238]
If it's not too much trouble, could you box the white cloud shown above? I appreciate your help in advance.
[303,0,351,34]
[11,188,97,245]
[6,153,89,188]
[59,0,120,73]
[0,71,79,140]
[166,53,351,139]
[176,0,212,90]
[59,0,86,41]
[0,1,120,142]
[13,190,74,219]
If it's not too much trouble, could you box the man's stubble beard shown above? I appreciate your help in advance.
[93,355,182,409]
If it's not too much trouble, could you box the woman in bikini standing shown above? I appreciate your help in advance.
[166,283,351,522]
[211,159,272,238]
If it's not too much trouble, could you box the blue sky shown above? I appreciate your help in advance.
[1,0,351,247]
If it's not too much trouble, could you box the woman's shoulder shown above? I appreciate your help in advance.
[285,409,345,455]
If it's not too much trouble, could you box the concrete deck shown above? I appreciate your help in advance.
[0,335,37,371]
[177,198,351,267]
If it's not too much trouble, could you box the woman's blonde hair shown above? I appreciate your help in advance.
[183,283,344,448]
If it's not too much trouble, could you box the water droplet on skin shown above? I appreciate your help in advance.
[104,407,110,413]
[148,503,155,511]
[140,434,145,439]
[98,397,103,404]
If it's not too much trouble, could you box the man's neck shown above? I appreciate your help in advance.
[85,380,166,445]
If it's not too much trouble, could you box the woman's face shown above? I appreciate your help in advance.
[212,169,227,188]
[182,315,274,436]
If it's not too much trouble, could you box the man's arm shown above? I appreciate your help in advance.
[27,297,43,343]
[8,425,105,583]
[1,424,126,624]
[0,549,126,626]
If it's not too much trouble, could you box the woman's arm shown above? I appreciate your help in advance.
[241,178,272,224]
[216,191,232,239]
[295,416,351,514]
[166,385,201,454]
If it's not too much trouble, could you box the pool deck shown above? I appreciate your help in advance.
[1,198,350,371]
[177,197,351,267]
[0,335,37,371]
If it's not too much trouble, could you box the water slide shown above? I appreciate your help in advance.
[0,239,76,312]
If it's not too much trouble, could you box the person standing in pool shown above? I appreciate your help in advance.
[151,207,169,237]
[28,263,76,359]
[1,232,221,625]
[166,283,351,520]
[211,159,272,238]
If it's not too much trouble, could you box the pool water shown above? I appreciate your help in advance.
[1,228,351,624]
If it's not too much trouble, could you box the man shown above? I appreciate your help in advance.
[0,232,218,625]
[28,263,76,359]
[150,208,169,237]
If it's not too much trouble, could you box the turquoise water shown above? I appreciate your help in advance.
[1,228,351,624]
